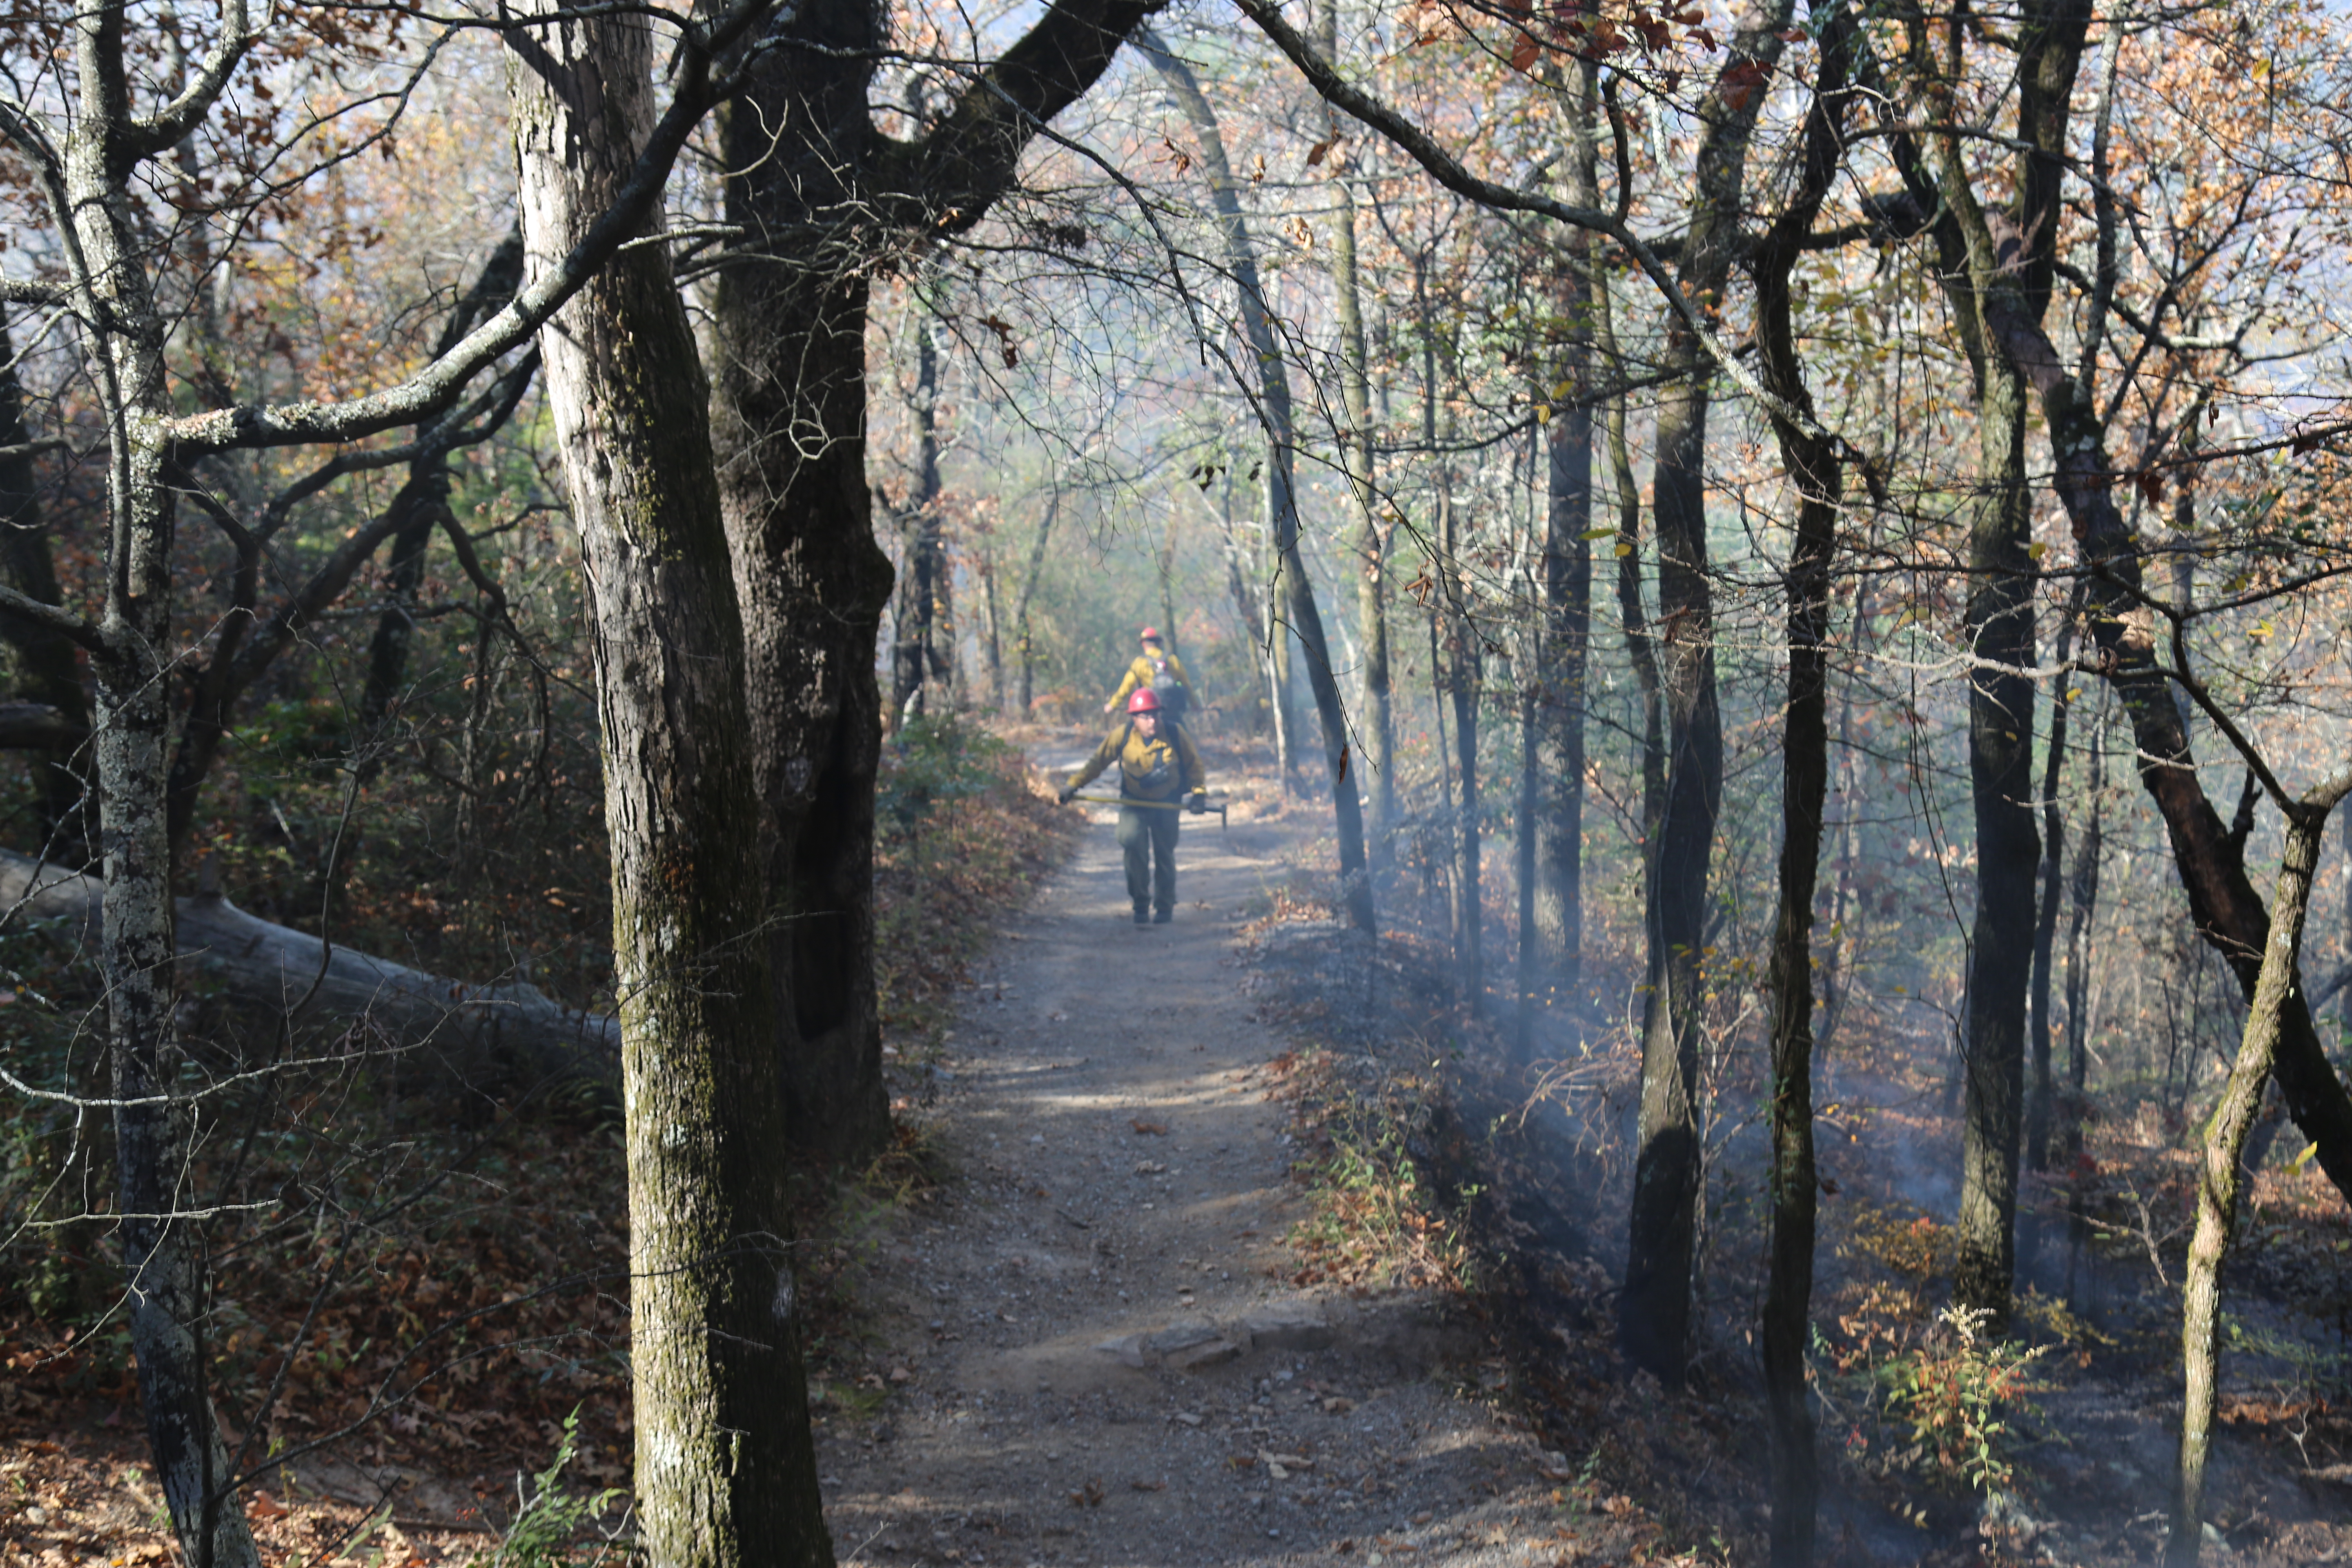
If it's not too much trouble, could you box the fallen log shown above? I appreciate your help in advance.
[0,702,81,749]
[0,849,619,1098]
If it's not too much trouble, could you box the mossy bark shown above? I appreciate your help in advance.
[2165,776,2352,1565]
[61,15,266,1551]
[510,11,831,1560]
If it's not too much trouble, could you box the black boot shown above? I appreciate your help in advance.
[1133,900,1150,925]
[1152,906,1172,924]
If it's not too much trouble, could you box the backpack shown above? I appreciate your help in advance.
[1147,654,1190,721]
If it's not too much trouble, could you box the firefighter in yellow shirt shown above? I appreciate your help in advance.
[1059,688,1207,924]
[1103,626,1193,717]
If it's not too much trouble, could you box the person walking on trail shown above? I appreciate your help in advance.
[1059,688,1207,925]
[1103,626,1193,718]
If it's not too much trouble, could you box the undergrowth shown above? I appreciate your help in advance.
[0,712,1068,1558]
[1270,1047,1478,1292]
[875,714,1075,1060]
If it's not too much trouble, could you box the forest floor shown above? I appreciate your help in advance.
[6,728,2352,1566]
[795,733,1649,1568]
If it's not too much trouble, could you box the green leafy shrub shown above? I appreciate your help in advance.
[473,1406,626,1567]
[1879,1304,2050,1495]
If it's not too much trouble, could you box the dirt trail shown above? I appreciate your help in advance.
[813,763,1579,1568]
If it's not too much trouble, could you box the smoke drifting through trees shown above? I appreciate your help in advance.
[4,0,2352,1561]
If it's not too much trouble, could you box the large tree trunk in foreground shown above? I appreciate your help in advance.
[1619,0,1793,1387]
[708,11,900,1166]
[712,0,1160,1162]
[2167,772,2352,1566]
[510,11,832,1559]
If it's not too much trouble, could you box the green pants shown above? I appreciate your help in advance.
[1117,804,1181,912]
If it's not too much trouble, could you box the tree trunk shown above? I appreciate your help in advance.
[1817,635,1864,1056]
[54,35,270,1554]
[2166,771,2352,1566]
[1516,674,1540,1057]
[708,17,897,1165]
[1749,11,1856,1554]
[1441,471,1481,1005]
[1144,29,1374,931]
[1318,1,1392,863]
[510,12,832,1559]
[1532,53,1600,996]
[1619,0,1793,1388]
[2063,707,2105,1158]
[2027,592,2085,1172]
[1953,354,2040,1327]
[1013,491,1061,717]
[0,318,93,862]
[1596,267,1664,996]
[1895,0,2088,1325]
[892,304,947,723]
[980,546,1003,710]
[708,0,1157,1163]
[1267,564,1297,779]
[356,231,528,751]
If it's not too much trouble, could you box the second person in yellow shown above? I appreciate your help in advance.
[1103,626,1192,717]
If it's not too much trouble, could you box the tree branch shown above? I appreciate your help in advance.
[129,0,259,158]
[1232,0,1832,447]
[162,0,771,456]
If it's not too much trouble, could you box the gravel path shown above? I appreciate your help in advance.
[813,784,1599,1568]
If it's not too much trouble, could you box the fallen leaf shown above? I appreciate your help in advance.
[1131,1119,1168,1136]
[1131,1478,1168,1492]
[249,1492,290,1522]
[1069,1478,1107,1508]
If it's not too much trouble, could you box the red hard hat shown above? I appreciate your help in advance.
[1140,626,1162,642]
[1127,688,1162,714]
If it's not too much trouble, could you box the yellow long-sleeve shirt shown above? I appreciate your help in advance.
[1107,650,1192,710]
[1066,720,1205,803]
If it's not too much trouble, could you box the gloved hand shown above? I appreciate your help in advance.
[1057,786,1076,806]
[1189,791,1207,815]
